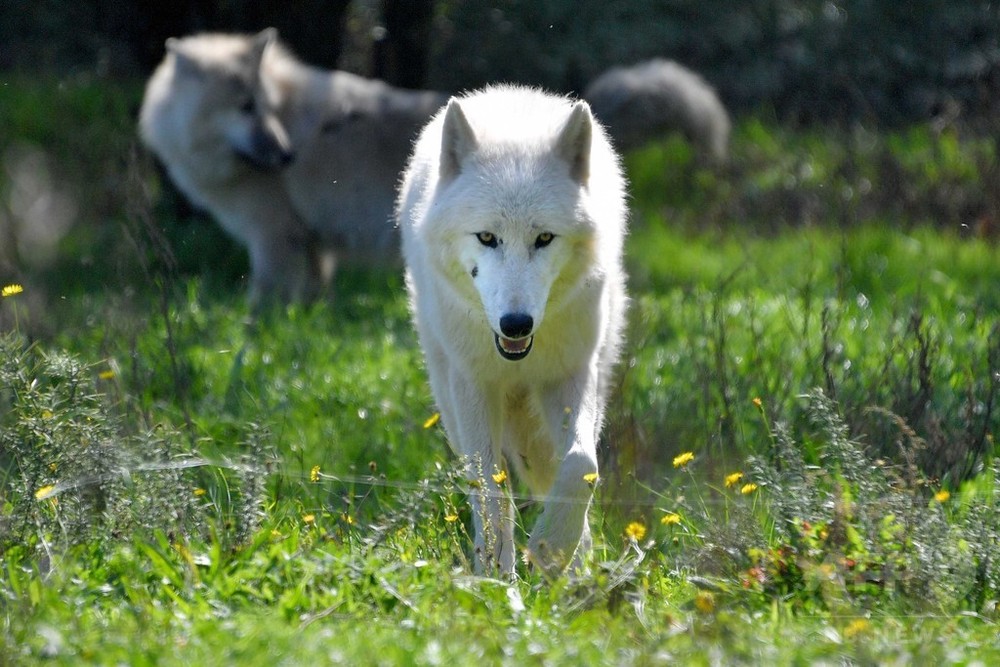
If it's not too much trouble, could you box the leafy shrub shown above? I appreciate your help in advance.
[641,390,1000,613]
[0,333,273,558]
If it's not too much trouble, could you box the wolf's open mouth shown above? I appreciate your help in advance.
[494,334,533,361]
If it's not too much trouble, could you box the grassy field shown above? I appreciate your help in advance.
[2,78,1000,664]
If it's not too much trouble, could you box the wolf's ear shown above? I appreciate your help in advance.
[251,28,278,66]
[440,99,477,181]
[166,38,201,79]
[254,28,279,49]
[554,101,593,186]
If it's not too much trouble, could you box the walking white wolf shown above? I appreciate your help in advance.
[398,86,629,576]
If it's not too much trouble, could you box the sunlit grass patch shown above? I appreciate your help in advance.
[2,87,1000,662]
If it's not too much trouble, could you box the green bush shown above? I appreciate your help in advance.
[0,333,272,557]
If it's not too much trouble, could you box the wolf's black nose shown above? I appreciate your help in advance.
[500,313,533,339]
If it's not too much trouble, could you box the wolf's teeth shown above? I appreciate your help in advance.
[494,334,533,360]
[501,337,530,352]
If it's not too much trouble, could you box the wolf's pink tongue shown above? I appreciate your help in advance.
[501,337,530,352]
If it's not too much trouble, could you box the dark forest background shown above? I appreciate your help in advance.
[2,0,999,125]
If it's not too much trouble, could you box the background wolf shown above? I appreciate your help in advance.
[140,29,445,303]
[585,59,731,163]
[141,30,725,303]
[398,86,628,576]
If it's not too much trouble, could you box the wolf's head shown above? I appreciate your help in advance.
[433,94,600,362]
[164,29,295,171]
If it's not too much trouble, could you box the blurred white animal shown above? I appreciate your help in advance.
[139,29,444,302]
[585,58,731,162]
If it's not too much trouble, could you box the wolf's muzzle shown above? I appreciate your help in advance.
[495,312,534,361]
[494,333,533,361]
[499,313,533,339]
[239,118,296,170]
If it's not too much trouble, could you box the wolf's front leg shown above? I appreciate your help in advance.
[446,369,516,577]
[527,367,601,575]
[246,222,324,305]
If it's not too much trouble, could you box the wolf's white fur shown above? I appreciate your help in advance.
[398,86,628,576]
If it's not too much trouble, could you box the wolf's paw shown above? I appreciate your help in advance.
[524,538,564,578]
[473,538,517,579]
[526,529,582,578]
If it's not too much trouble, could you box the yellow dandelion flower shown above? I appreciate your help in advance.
[583,472,599,484]
[98,370,115,380]
[310,465,321,483]
[342,513,354,525]
[34,484,56,500]
[173,541,195,567]
[423,412,440,429]
[1,284,24,298]
[492,470,507,485]
[444,514,459,523]
[193,488,206,497]
[725,471,744,488]
[843,618,870,640]
[934,489,950,503]
[672,451,695,468]
[302,514,315,524]
[752,397,763,408]
[625,521,647,541]
[694,590,715,614]
[740,483,759,495]
[660,512,681,526]
[42,409,53,419]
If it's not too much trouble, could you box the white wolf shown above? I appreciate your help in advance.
[139,29,444,303]
[398,86,628,576]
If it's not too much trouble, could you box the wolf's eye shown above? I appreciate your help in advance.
[476,232,498,248]
[534,232,555,248]
[239,97,256,114]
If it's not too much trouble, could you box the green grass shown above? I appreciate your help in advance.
[2,79,1000,664]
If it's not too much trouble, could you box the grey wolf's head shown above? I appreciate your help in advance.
[433,92,601,362]
[164,28,295,171]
